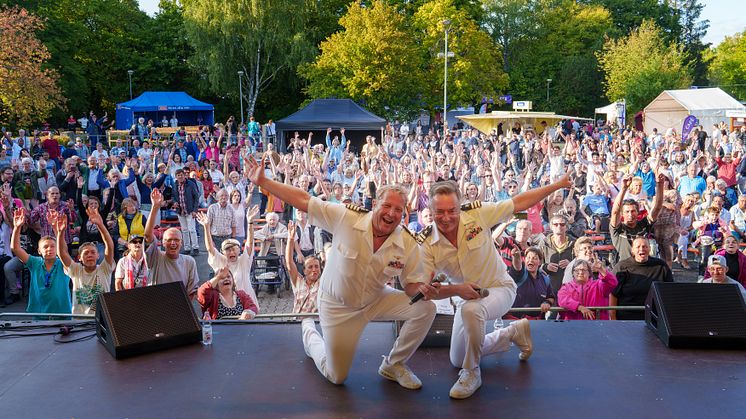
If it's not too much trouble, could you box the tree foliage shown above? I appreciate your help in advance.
[301,0,507,119]
[182,0,316,118]
[300,1,425,119]
[0,6,64,126]
[597,20,692,116]
[705,31,746,101]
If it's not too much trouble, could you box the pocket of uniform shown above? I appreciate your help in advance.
[337,243,359,259]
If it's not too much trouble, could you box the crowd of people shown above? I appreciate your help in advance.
[2,114,746,397]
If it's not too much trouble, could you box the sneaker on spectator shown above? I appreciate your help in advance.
[511,318,533,361]
[449,367,481,399]
[378,356,422,390]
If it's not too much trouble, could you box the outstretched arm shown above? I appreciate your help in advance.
[54,213,74,268]
[89,207,114,266]
[10,208,30,264]
[144,189,163,244]
[246,156,310,213]
[511,171,572,213]
[195,211,215,255]
[285,220,300,288]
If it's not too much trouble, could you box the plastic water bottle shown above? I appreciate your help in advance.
[202,321,213,346]
[493,318,504,331]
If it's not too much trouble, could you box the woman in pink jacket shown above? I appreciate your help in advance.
[558,258,618,320]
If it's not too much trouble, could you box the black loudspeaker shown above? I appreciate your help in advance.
[645,282,746,349]
[395,314,454,348]
[96,282,202,359]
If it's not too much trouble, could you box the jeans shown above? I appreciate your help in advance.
[178,214,199,251]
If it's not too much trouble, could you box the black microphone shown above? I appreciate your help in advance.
[410,273,448,304]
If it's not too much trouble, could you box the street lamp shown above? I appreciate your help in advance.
[441,19,451,139]
[546,78,552,105]
[127,70,134,100]
[237,70,245,125]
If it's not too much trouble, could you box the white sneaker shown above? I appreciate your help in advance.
[511,318,533,361]
[378,357,422,390]
[449,368,482,399]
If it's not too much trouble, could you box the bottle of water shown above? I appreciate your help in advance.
[493,318,504,331]
[202,321,213,346]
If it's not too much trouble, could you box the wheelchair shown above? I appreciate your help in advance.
[251,254,290,298]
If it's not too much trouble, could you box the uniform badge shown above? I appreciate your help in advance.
[388,260,404,270]
[465,225,483,241]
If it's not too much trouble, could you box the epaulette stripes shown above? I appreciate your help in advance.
[403,226,418,242]
[461,201,482,211]
[415,225,433,245]
[344,203,369,213]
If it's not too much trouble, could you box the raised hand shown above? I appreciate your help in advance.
[557,171,573,189]
[54,213,68,233]
[77,175,85,189]
[247,204,260,222]
[46,209,58,229]
[2,183,11,197]
[195,211,209,227]
[151,188,163,208]
[12,207,26,228]
[86,207,103,225]
[245,156,267,185]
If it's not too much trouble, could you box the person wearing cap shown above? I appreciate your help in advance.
[611,237,673,320]
[699,254,746,301]
[114,234,149,290]
[195,206,260,307]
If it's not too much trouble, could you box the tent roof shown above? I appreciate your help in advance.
[595,103,618,114]
[276,99,385,131]
[116,92,214,111]
[645,88,744,113]
[457,111,592,134]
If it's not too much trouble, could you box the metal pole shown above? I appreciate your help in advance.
[546,78,552,105]
[238,70,245,125]
[127,70,134,100]
[443,20,450,139]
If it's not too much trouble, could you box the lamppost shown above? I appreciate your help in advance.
[237,70,244,125]
[546,78,552,105]
[441,19,452,139]
[127,70,134,100]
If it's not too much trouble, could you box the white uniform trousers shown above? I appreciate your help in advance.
[303,287,436,384]
[449,285,517,370]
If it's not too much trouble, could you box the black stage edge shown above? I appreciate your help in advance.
[1,321,745,418]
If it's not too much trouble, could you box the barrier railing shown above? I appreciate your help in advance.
[0,306,646,322]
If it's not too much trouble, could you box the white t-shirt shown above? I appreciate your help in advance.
[207,249,258,306]
[64,260,113,314]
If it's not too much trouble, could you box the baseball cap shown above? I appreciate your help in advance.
[221,239,241,251]
[128,235,144,243]
[707,254,726,267]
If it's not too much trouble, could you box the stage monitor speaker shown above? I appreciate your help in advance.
[645,282,746,349]
[96,282,202,359]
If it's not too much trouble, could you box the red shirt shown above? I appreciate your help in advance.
[41,138,60,159]
[716,157,740,187]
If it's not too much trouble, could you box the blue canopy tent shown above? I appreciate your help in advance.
[115,92,214,130]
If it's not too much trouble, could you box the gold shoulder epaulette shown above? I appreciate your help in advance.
[345,203,369,213]
[461,201,482,211]
[415,225,433,245]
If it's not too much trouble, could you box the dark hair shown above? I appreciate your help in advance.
[525,247,545,263]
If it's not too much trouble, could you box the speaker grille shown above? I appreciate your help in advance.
[657,283,746,338]
[101,282,200,346]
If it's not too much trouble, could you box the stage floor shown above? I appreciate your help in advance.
[0,320,744,418]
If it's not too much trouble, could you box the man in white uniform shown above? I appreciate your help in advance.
[246,156,436,389]
[420,175,571,399]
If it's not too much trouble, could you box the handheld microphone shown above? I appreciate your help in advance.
[410,273,448,304]
[474,288,490,298]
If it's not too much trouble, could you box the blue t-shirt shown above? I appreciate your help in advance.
[678,176,706,196]
[26,256,72,314]
[583,194,610,216]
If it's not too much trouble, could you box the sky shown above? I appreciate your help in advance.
[137,0,743,46]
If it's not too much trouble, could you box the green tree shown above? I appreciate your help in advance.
[0,6,64,126]
[705,31,746,101]
[597,20,692,116]
[300,1,425,119]
[413,0,509,112]
[182,0,315,119]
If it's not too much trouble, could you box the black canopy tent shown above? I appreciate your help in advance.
[275,99,386,152]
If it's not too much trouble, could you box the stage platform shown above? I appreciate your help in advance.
[1,320,744,418]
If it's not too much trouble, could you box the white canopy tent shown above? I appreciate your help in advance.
[594,102,620,122]
[643,88,745,134]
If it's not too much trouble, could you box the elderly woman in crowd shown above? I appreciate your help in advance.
[115,198,146,255]
[198,267,259,320]
[558,258,617,320]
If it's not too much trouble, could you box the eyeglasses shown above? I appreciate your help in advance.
[573,268,589,273]
[552,223,567,226]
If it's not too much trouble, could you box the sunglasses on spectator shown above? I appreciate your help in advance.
[552,222,567,226]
